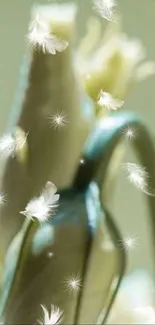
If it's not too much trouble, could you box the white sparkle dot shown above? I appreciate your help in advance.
[48,112,68,130]
[123,127,136,140]
[64,274,82,294]
[80,159,85,164]
[120,235,138,251]
[47,252,54,258]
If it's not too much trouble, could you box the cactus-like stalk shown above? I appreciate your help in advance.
[0,6,120,325]
[0,3,95,261]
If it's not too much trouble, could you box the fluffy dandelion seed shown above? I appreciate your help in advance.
[120,235,138,251]
[97,90,124,111]
[20,182,59,223]
[43,35,68,55]
[26,14,68,55]
[48,112,68,130]
[27,14,49,52]
[28,14,45,31]
[0,134,16,159]
[93,0,117,22]
[0,132,28,160]
[39,304,63,325]
[122,162,155,196]
[64,274,82,294]
[123,127,136,140]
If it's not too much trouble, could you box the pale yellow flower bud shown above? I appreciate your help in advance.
[77,18,155,116]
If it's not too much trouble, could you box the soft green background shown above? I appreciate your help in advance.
[0,0,155,278]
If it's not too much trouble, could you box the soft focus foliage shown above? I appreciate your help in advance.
[77,18,155,115]
[107,271,155,324]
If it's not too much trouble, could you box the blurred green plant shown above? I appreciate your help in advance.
[77,16,155,115]
[0,2,155,324]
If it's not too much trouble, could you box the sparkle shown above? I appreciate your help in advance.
[0,193,6,206]
[47,252,54,258]
[64,274,82,294]
[123,127,136,140]
[119,235,138,251]
[48,112,68,130]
